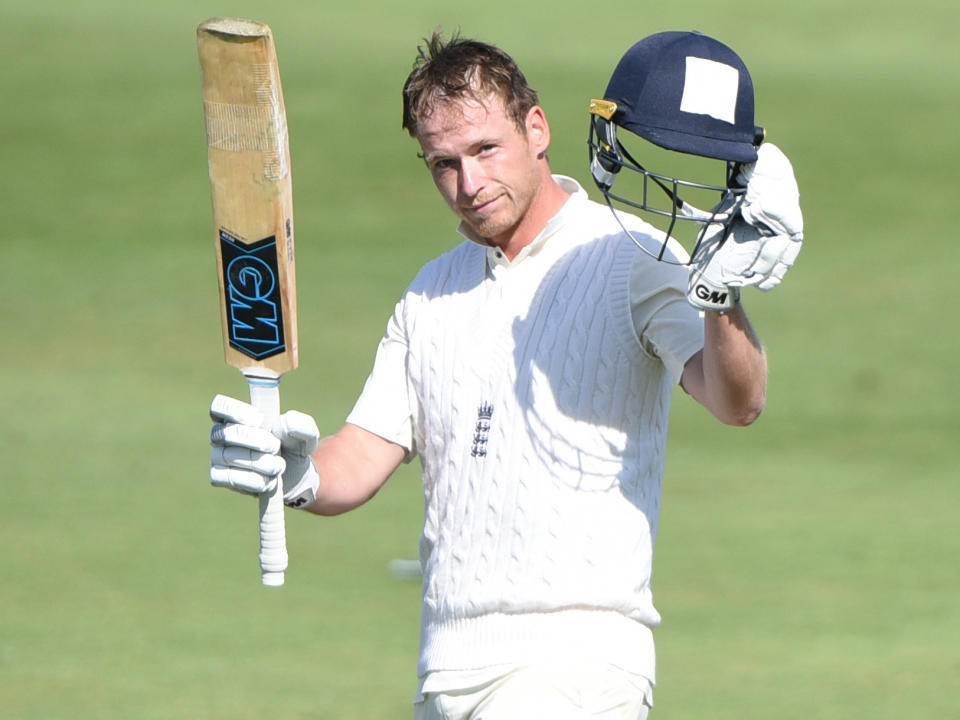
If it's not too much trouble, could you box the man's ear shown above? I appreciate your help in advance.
[525,105,551,157]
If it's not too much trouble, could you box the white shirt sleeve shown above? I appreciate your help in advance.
[345,295,417,458]
[629,249,704,385]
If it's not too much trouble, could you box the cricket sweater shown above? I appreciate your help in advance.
[348,177,703,685]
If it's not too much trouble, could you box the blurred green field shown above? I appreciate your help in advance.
[1,0,958,718]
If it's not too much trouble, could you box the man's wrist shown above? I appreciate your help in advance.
[688,275,741,312]
[282,459,320,509]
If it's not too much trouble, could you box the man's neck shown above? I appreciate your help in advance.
[495,174,571,261]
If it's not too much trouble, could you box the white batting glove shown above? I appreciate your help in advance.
[737,143,804,243]
[687,144,804,311]
[209,394,320,509]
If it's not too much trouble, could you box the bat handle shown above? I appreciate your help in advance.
[246,370,288,587]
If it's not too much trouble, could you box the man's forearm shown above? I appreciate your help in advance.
[304,423,407,516]
[683,306,767,426]
[702,307,767,425]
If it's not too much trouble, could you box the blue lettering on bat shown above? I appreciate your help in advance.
[220,231,286,359]
[227,256,279,345]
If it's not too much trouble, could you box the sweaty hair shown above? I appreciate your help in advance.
[401,30,540,138]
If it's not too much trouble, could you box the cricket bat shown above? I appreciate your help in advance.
[197,17,298,586]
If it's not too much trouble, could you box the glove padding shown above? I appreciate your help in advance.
[209,394,320,509]
[687,143,803,311]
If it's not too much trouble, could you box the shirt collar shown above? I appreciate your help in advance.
[455,175,588,270]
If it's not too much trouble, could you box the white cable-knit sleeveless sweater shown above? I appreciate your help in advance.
[402,195,675,682]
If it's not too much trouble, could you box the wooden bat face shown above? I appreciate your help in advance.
[198,17,298,378]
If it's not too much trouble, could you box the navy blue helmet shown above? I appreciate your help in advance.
[588,31,765,262]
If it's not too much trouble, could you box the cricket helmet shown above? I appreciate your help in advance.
[588,31,766,262]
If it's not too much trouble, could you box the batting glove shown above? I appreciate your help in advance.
[687,143,804,311]
[209,394,320,509]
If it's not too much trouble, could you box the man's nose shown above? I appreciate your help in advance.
[459,156,484,197]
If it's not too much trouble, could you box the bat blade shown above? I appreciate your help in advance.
[197,17,298,587]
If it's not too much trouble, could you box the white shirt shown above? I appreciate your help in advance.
[347,176,704,700]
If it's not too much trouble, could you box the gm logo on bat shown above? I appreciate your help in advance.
[220,229,286,359]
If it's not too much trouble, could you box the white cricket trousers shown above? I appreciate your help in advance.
[414,664,653,720]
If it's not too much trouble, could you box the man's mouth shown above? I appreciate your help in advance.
[463,194,502,215]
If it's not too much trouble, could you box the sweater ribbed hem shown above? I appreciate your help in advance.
[418,609,656,683]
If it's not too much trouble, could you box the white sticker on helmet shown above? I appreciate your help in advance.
[680,57,739,124]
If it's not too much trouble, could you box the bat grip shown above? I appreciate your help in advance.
[246,371,288,587]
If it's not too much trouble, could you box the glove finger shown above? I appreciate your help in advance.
[724,272,762,288]
[747,235,791,279]
[210,394,265,427]
[781,237,803,267]
[210,422,281,453]
[758,256,798,290]
[756,273,783,291]
[740,203,790,237]
[210,465,278,495]
[743,203,802,239]
[273,410,320,454]
[211,446,286,476]
[755,240,801,291]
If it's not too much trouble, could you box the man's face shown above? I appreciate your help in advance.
[416,94,544,250]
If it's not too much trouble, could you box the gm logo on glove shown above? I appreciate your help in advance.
[694,284,731,306]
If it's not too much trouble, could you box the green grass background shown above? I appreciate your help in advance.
[1,0,958,717]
